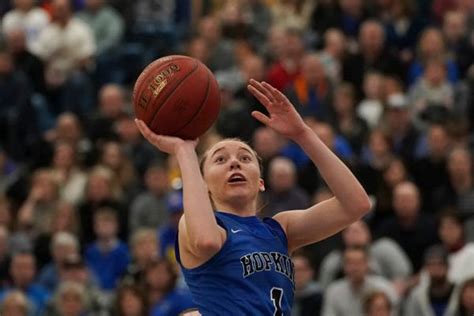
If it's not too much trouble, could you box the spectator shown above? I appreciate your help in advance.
[0,252,49,316]
[31,0,95,116]
[383,93,423,166]
[319,220,412,292]
[363,291,394,316]
[123,228,159,285]
[87,83,127,143]
[266,27,304,92]
[76,0,124,56]
[50,142,87,206]
[409,57,455,125]
[78,166,125,245]
[146,259,194,316]
[375,181,439,272]
[1,0,49,51]
[321,246,398,316]
[268,0,315,31]
[84,207,130,291]
[53,281,89,316]
[331,82,369,155]
[357,72,385,128]
[342,20,401,96]
[456,277,474,316]
[129,162,169,233]
[158,190,184,264]
[115,283,148,316]
[438,212,474,284]
[292,251,323,316]
[261,157,310,217]
[0,149,19,197]
[0,290,31,316]
[318,28,347,85]
[286,53,333,122]
[37,232,79,292]
[404,245,458,316]
[433,146,474,218]
[407,28,459,85]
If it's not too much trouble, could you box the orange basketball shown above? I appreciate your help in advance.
[133,55,221,139]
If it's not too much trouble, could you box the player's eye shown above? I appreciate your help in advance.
[214,156,225,163]
[241,155,252,162]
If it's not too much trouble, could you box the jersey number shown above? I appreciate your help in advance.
[270,287,283,316]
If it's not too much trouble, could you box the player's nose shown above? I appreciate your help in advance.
[229,157,241,169]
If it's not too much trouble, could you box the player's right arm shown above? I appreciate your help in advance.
[135,120,226,265]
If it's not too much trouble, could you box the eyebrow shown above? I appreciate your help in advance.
[210,146,253,158]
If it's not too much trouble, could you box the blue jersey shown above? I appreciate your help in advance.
[176,211,295,315]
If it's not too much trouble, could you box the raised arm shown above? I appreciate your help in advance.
[247,80,371,252]
[135,120,225,264]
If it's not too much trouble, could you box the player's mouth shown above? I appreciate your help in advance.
[227,172,247,185]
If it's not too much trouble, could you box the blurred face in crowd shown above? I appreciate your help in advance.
[241,55,265,82]
[146,260,176,292]
[461,282,474,312]
[86,172,112,202]
[333,87,355,115]
[368,130,390,158]
[10,254,36,289]
[94,213,118,240]
[102,142,123,171]
[132,232,158,267]
[51,201,76,233]
[392,182,420,220]
[1,292,28,316]
[252,127,282,160]
[343,221,371,247]
[383,159,407,188]
[439,215,463,248]
[419,29,445,58]
[363,72,383,100]
[0,52,14,75]
[427,125,450,159]
[339,0,363,15]
[120,288,145,316]
[187,37,210,64]
[31,170,58,202]
[198,16,221,44]
[447,148,471,180]
[145,166,169,195]
[13,0,34,11]
[53,243,78,265]
[312,123,335,150]
[53,143,76,170]
[425,257,448,284]
[58,288,84,316]
[115,117,140,143]
[85,0,104,11]
[366,293,392,316]
[52,0,72,23]
[285,31,305,58]
[301,54,325,86]
[56,114,82,144]
[267,26,287,59]
[324,29,346,59]
[359,21,385,55]
[443,11,466,43]
[424,61,447,86]
[343,248,369,285]
[268,158,296,193]
[5,29,27,53]
[293,255,314,291]
[99,84,125,119]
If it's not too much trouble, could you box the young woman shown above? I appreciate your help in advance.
[135,79,370,315]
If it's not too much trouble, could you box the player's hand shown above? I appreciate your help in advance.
[247,79,307,140]
[135,119,198,155]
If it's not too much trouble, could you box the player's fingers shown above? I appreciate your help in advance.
[135,119,160,144]
[249,79,275,103]
[247,84,272,109]
[262,81,288,104]
[251,111,271,126]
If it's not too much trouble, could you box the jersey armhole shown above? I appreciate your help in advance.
[262,217,289,249]
[175,215,229,268]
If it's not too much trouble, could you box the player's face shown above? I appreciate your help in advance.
[203,140,263,209]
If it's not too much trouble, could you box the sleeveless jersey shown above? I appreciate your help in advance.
[176,211,295,316]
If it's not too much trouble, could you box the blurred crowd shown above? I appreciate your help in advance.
[0,0,474,315]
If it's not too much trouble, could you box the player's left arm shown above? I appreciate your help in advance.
[248,80,371,253]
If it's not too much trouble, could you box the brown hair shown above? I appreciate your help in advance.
[363,291,392,314]
[115,283,148,316]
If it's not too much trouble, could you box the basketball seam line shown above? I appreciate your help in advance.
[149,60,200,129]
[169,70,212,136]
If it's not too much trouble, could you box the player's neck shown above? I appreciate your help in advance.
[215,200,257,217]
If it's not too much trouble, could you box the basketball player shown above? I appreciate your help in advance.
[135,79,370,315]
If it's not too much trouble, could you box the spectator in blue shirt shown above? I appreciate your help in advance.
[84,207,130,291]
[0,252,50,316]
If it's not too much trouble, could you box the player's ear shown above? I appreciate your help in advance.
[259,179,265,192]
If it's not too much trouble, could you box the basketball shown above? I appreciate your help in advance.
[133,55,221,139]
